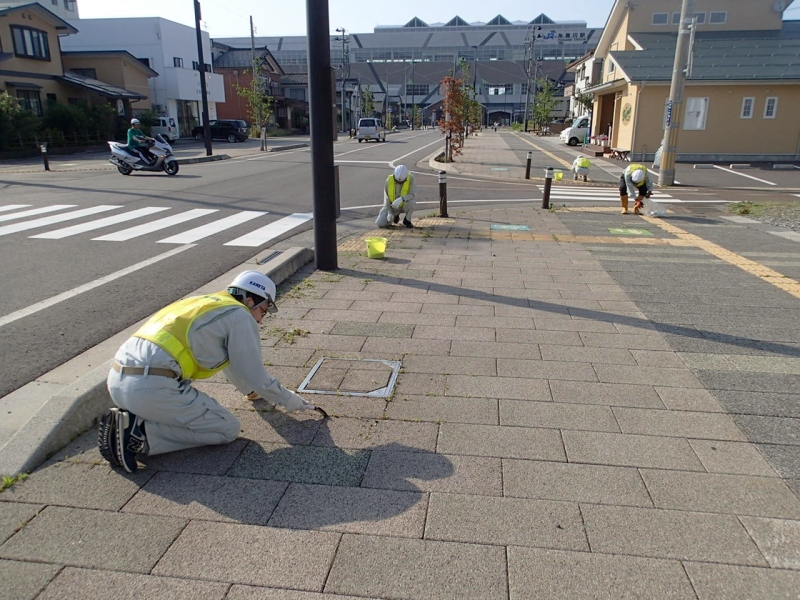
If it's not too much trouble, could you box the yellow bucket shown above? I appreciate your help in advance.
[365,237,387,259]
[554,170,563,181]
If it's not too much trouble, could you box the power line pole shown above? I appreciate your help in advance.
[335,28,348,133]
[193,0,212,156]
[658,0,695,187]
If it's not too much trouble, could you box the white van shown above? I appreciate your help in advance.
[357,117,386,143]
[151,116,178,142]
[559,115,590,147]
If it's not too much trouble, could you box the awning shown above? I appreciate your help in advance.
[5,81,43,90]
[58,73,146,100]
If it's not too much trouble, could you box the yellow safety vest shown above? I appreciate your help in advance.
[133,292,244,380]
[576,157,591,169]
[386,174,411,202]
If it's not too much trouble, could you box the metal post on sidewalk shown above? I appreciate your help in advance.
[40,144,50,171]
[542,167,553,209]
[438,170,448,218]
[525,151,532,179]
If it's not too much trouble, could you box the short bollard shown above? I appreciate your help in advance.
[542,167,553,209]
[40,144,50,171]
[439,170,448,218]
[525,151,532,180]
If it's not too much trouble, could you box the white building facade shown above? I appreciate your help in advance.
[60,17,225,137]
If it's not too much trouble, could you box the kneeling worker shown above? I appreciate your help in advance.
[620,163,653,215]
[99,270,320,473]
[572,155,591,182]
[376,164,416,229]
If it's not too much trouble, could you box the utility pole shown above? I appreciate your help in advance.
[659,0,695,187]
[411,57,415,129]
[522,26,540,133]
[307,0,337,270]
[193,0,212,156]
[335,28,348,133]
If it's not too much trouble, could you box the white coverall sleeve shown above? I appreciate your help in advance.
[404,175,417,203]
[221,313,312,411]
[623,169,638,198]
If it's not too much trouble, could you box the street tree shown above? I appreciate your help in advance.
[530,78,558,130]
[234,57,274,137]
[438,74,467,160]
[361,87,374,117]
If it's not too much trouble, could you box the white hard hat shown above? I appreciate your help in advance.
[131,118,141,125]
[227,271,278,313]
[631,169,645,184]
[393,165,409,182]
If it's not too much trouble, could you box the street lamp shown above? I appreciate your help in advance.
[523,26,541,133]
[334,27,349,133]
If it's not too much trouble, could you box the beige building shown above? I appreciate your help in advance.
[586,0,800,162]
[0,3,149,120]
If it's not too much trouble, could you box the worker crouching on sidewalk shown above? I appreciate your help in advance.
[99,270,319,473]
[376,164,416,229]
[572,155,591,182]
[619,163,653,215]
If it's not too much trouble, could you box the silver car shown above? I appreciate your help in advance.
[357,118,386,143]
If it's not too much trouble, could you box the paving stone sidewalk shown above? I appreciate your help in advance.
[2,203,800,598]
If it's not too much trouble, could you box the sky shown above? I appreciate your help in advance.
[75,0,620,38]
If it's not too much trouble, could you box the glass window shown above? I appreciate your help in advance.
[672,13,682,25]
[192,60,199,70]
[652,13,669,25]
[683,97,708,130]
[173,57,184,68]
[11,26,50,60]
[710,11,727,24]
[137,57,150,68]
[693,12,706,24]
[71,68,97,79]
[764,97,778,119]
[16,90,42,115]
[406,84,429,96]
[741,97,754,119]
[288,88,306,101]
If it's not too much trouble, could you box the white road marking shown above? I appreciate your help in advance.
[30,207,171,239]
[158,211,267,244]
[224,212,312,247]
[0,205,32,214]
[93,209,217,241]
[713,165,777,186]
[0,244,195,328]
[0,206,119,237]
[0,205,75,223]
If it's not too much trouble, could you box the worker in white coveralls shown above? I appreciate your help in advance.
[376,164,416,229]
[572,155,591,182]
[99,270,321,473]
[619,163,654,215]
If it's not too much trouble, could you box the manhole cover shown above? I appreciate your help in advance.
[297,357,402,397]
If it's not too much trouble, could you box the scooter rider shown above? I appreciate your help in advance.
[376,165,416,229]
[127,118,155,164]
[99,271,320,473]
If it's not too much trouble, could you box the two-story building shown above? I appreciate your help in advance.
[60,16,226,138]
[585,0,800,162]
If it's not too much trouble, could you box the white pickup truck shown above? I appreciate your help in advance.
[559,115,590,147]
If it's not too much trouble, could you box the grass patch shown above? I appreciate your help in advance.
[1,473,28,492]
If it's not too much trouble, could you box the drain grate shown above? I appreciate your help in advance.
[297,357,402,397]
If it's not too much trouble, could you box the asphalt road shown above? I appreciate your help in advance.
[0,130,538,398]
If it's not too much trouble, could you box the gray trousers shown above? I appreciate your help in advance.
[375,198,415,228]
[107,369,241,456]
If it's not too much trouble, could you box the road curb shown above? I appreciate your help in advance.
[179,154,231,165]
[0,247,315,477]
[266,143,309,152]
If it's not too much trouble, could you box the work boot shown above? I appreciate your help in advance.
[115,410,147,473]
[403,218,413,228]
[620,195,629,214]
[393,214,400,224]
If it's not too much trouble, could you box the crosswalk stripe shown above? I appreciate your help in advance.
[0,205,32,214]
[224,212,313,247]
[92,209,218,242]
[158,211,267,244]
[30,207,171,239]
[0,205,75,223]
[0,206,120,237]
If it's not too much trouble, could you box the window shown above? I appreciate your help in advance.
[16,90,42,115]
[693,12,706,24]
[608,60,616,74]
[683,97,708,130]
[173,57,184,68]
[652,13,669,25]
[11,26,50,60]
[521,83,528,95]
[288,88,306,101]
[741,97,754,119]
[488,84,514,95]
[137,57,150,68]
[64,0,76,11]
[192,60,199,70]
[672,13,681,25]
[406,84,429,96]
[71,68,97,79]
[764,97,778,119]
[46,93,57,104]
[710,11,727,24]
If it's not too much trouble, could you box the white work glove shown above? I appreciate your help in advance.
[280,388,315,412]
[391,197,404,210]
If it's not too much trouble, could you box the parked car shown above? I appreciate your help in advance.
[191,119,248,143]
[357,117,386,143]
[559,115,590,146]
[150,116,179,142]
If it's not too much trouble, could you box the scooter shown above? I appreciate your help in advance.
[108,134,179,176]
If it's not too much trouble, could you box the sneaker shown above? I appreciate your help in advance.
[115,410,147,473]
[403,218,413,228]
[97,409,120,467]
[393,214,400,224]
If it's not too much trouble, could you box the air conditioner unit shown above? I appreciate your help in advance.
[153,104,163,111]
